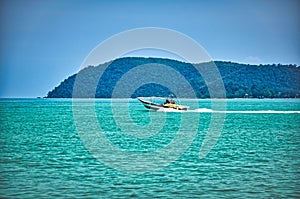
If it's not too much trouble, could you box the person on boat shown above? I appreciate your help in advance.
[170,99,175,104]
[164,99,170,104]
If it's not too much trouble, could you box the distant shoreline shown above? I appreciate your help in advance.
[45,57,300,99]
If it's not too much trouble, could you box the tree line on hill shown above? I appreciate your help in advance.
[46,57,300,98]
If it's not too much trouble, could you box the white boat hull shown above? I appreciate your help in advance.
[137,97,188,111]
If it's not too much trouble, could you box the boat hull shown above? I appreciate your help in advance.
[137,97,188,111]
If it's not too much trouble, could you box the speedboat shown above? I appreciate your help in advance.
[137,97,188,111]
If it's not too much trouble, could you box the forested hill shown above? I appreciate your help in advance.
[46,57,300,98]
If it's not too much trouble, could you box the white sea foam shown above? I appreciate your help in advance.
[156,108,300,114]
[223,110,300,114]
[191,108,213,112]
[156,108,186,112]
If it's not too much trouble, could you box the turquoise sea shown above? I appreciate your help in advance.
[1,98,300,198]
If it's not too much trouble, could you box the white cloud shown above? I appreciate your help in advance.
[243,56,263,64]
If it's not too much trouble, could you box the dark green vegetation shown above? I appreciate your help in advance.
[46,57,300,98]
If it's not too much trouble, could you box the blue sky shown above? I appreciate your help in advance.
[0,0,299,98]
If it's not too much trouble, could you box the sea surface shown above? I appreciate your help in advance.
[1,98,299,198]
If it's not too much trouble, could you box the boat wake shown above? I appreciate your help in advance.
[222,110,300,114]
[156,108,300,114]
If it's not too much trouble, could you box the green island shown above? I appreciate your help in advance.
[46,57,300,98]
